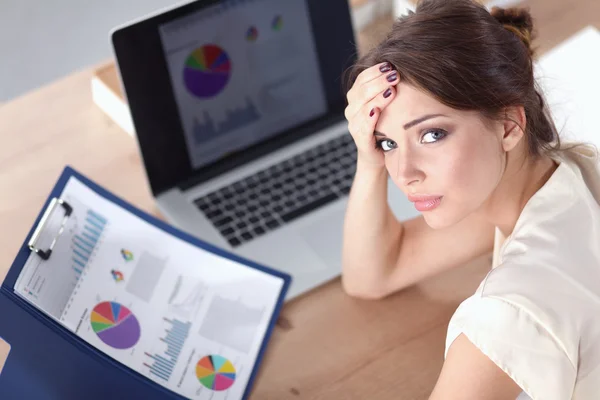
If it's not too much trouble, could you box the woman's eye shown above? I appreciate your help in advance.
[421,129,447,144]
[380,139,397,152]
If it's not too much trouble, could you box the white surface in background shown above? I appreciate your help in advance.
[393,0,525,17]
[535,26,600,146]
[0,0,188,101]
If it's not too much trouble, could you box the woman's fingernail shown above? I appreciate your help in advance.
[383,88,392,98]
[370,108,375,117]
[386,72,398,82]
[379,63,391,73]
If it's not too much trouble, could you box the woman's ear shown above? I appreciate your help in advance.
[501,106,526,152]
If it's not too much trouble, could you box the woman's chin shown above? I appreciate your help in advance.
[421,207,461,230]
[422,213,450,229]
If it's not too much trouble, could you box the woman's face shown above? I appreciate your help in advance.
[375,82,506,229]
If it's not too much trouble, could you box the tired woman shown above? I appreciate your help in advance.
[341,0,600,399]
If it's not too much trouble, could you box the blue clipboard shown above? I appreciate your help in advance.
[0,166,291,399]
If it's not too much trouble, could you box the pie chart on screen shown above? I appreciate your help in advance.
[184,44,232,98]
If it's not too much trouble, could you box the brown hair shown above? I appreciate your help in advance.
[345,0,573,159]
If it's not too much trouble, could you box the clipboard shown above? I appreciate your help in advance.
[0,166,291,399]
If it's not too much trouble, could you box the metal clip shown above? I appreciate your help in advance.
[28,198,72,260]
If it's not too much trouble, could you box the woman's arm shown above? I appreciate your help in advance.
[341,160,403,298]
[429,334,523,400]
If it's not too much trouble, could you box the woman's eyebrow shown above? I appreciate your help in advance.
[403,113,448,130]
[373,113,449,138]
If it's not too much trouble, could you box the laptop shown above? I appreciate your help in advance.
[110,0,419,299]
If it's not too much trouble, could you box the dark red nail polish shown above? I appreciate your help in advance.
[386,72,398,82]
[379,63,391,73]
[369,108,375,117]
[383,88,392,98]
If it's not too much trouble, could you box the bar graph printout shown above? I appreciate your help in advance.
[14,176,286,399]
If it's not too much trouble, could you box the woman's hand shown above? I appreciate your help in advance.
[344,62,400,167]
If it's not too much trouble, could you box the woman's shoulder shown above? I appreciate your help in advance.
[445,291,578,399]
[446,251,598,382]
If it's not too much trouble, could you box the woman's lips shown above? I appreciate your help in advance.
[408,195,443,212]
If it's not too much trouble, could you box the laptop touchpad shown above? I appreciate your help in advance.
[297,209,345,269]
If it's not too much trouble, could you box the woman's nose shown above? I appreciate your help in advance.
[387,150,423,188]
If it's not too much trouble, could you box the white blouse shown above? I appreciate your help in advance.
[444,143,600,400]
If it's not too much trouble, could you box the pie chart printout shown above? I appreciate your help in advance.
[90,301,141,349]
[196,354,237,391]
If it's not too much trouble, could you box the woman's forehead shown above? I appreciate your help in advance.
[379,89,452,127]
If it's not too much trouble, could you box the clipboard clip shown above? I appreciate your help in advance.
[28,198,73,260]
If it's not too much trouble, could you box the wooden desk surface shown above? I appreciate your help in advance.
[0,0,597,397]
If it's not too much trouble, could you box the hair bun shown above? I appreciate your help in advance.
[490,6,536,57]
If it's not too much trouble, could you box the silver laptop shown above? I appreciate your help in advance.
[111,0,419,299]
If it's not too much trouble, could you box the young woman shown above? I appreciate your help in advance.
[341,0,600,398]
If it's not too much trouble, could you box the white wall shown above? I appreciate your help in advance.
[0,0,183,102]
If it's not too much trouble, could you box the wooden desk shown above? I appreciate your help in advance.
[0,0,598,397]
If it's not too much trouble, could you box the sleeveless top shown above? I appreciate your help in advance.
[444,143,600,399]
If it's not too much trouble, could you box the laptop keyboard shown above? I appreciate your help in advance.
[193,134,358,247]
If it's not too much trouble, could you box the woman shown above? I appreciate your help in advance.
[341,0,600,398]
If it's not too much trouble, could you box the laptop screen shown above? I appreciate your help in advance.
[112,0,355,195]
[158,0,328,170]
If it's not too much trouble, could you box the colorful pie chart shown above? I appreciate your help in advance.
[246,26,258,42]
[196,355,236,391]
[184,44,232,98]
[91,301,141,349]
[272,15,283,31]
